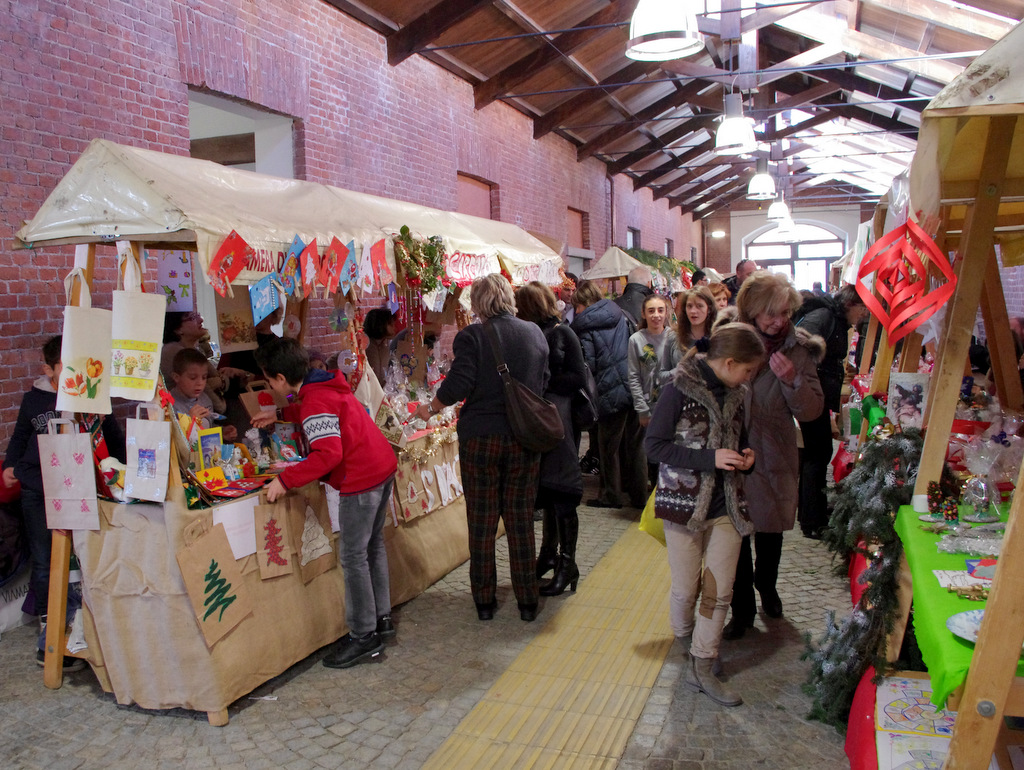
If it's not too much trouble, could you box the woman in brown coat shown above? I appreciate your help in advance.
[723,271,824,639]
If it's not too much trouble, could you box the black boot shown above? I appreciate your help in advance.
[540,514,579,597]
[536,508,558,579]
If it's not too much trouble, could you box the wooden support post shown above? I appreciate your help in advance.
[913,116,1017,499]
[859,314,880,376]
[980,247,1023,411]
[945,457,1024,769]
[44,243,95,690]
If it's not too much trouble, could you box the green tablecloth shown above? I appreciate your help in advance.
[894,503,1024,707]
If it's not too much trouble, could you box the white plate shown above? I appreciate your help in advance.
[962,511,1000,523]
[919,513,944,522]
[946,609,985,644]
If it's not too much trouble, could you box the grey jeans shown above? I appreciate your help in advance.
[338,478,394,637]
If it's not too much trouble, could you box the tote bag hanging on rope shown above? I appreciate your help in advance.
[110,244,166,401]
[123,403,171,503]
[57,268,112,415]
[38,419,100,530]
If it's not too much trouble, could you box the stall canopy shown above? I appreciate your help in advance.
[15,139,563,285]
[909,21,1024,265]
[581,246,645,280]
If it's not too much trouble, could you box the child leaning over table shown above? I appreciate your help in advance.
[643,323,764,708]
[169,348,238,443]
[252,337,398,670]
[1,334,126,669]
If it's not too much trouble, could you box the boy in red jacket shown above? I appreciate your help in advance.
[253,338,398,669]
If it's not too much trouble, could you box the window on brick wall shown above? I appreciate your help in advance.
[566,207,593,277]
[457,173,497,219]
[189,91,294,179]
[627,227,641,250]
[664,238,674,257]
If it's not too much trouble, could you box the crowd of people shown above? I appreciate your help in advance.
[4,264,854,702]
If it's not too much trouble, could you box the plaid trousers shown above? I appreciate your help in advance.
[460,434,540,608]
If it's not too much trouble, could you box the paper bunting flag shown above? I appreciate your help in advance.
[855,218,957,344]
[320,237,347,297]
[370,239,394,286]
[339,240,358,295]
[386,282,400,314]
[249,273,280,326]
[299,238,319,298]
[357,242,375,294]
[281,236,304,297]
[208,231,253,297]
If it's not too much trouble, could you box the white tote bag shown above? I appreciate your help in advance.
[57,268,112,415]
[123,403,172,503]
[38,419,100,531]
[110,246,167,401]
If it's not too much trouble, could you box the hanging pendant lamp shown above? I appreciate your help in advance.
[746,157,776,200]
[625,0,705,61]
[775,216,797,242]
[766,192,790,222]
[715,93,756,156]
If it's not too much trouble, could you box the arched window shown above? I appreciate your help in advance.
[744,221,845,291]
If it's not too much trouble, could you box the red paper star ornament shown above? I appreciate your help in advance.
[855,218,957,344]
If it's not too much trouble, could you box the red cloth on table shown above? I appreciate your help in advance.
[846,665,878,770]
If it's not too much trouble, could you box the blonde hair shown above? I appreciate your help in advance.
[697,322,766,364]
[571,279,603,310]
[735,270,802,324]
[675,286,718,347]
[471,273,516,320]
[515,281,560,324]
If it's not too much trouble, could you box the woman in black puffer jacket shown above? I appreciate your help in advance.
[516,282,587,596]
[571,280,647,509]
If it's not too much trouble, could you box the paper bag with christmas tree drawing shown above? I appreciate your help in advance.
[285,493,336,584]
[253,501,293,580]
[175,523,253,647]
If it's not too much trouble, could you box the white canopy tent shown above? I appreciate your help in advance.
[580,246,644,281]
[15,139,563,286]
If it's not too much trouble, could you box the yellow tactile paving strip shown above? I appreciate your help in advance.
[423,525,673,769]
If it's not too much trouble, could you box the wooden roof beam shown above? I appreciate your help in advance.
[532,60,658,139]
[387,0,496,66]
[474,0,632,109]
[607,114,718,176]
[861,0,1018,41]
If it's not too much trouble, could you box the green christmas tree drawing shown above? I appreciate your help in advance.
[202,558,237,622]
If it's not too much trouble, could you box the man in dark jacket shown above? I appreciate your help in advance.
[794,284,868,538]
[613,267,653,332]
[573,292,647,508]
[723,259,758,305]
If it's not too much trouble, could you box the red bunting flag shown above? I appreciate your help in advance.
[208,230,254,297]
[320,237,347,297]
[855,218,957,344]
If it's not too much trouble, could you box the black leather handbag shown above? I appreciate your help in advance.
[482,321,564,453]
[571,363,599,430]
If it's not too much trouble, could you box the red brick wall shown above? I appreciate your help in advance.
[0,0,695,448]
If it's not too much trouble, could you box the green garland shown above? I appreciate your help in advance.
[803,429,924,731]
[394,225,448,293]
[620,246,695,286]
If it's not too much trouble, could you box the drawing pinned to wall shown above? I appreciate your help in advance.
[150,249,195,311]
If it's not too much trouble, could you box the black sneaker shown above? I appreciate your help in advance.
[323,632,384,669]
[35,649,86,672]
[376,614,396,641]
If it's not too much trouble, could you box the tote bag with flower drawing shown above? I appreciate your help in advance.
[57,268,112,415]
[110,245,166,401]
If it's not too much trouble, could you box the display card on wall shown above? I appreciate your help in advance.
[176,523,253,648]
[248,273,280,326]
[150,249,194,311]
[214,286,258,354]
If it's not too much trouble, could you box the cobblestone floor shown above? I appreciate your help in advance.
[0,473,852,769]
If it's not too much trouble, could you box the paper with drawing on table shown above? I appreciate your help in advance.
[932,570,987,588]
[212,496,259,559]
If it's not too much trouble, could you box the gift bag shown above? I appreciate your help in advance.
[286,493,335,584]
[110,245,166,401]
[175,523,253,647]
[254,501,293,579]
[57,268,112,415]
[38,419,100,530]
[239,380,288,420]
[638,490,665,546]
[123,403,171,503]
